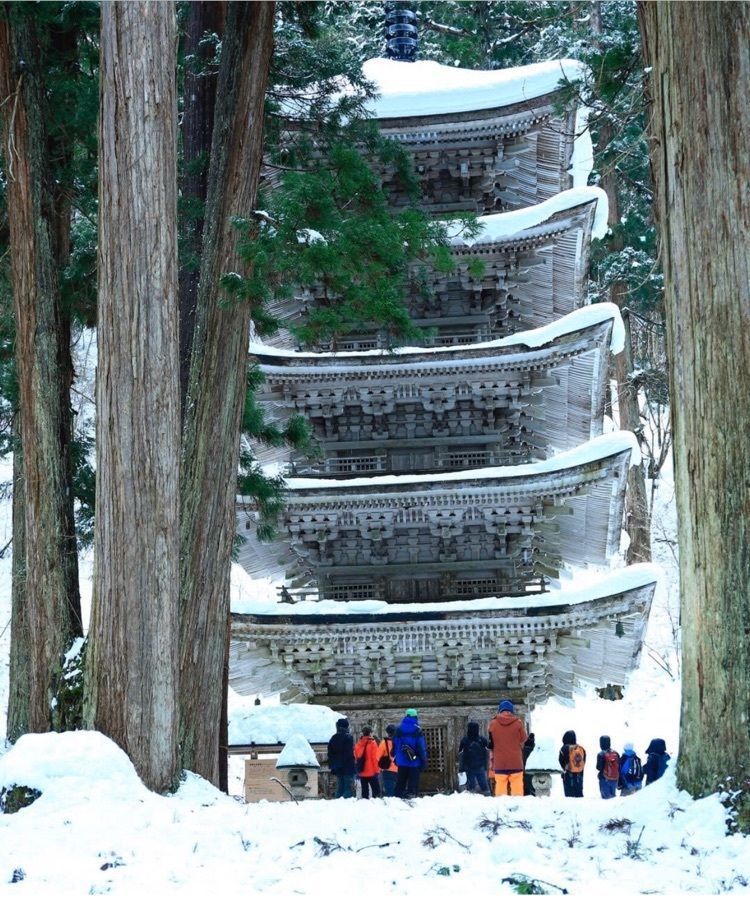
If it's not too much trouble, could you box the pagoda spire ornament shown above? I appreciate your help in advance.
[385,2,418,62]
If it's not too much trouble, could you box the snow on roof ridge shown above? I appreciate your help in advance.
[362,57,588,119]
[231,562,661,619]
[250,302,624,363]
[280,430,640,494]
[448,186,609,245]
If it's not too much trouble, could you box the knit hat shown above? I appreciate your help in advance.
[405,708,418,717]
[336,718,349,730]
[623,741,634,752]
[498,699,514,713]
[385,724,396,736]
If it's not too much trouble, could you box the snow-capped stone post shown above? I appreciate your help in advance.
[275,734,320,801]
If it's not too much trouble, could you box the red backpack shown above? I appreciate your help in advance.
[602,750,620,781]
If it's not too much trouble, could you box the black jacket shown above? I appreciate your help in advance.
[643,738,670,784]
[327,726,356,776]
[458,722,489,771]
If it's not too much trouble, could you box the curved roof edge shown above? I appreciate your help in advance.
[272,430,640,495]
[230,562,660,620]
[448,186,609,245]
[362,57,588,119]
[250,301,624,366]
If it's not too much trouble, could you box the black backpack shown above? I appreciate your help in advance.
[622,754,643,783]
[378,738,393,770]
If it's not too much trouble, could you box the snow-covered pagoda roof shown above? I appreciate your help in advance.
[235,432,637,601]
[362,57,588,120]
[250,301,625,370]
[279,430,639,492]
[448,186,609,245]
[229,564,659,703]
[249,309,621,474]
[260,190,606,353]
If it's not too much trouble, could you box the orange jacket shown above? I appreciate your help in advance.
[354,736,380,778]
[377,737,398,773]
[488,712,528,772]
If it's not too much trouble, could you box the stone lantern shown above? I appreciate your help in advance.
[524,737,562,797]
[275,733,320,801]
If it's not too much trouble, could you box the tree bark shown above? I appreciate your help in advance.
[86,0,180,792]
[639,1,750,797]
[0,8,83,735]
[179,0,274,785]
[179,1,225,417]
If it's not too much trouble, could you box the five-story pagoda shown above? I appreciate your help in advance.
[230,16,658,793]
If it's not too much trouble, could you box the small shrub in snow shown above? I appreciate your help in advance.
[52,638,86,731]
[719,774,750,835]
[600,817,634,833]
[477,813,532,836]
[624,826,647,860]
[10,868,25,884]
[564,818,581,848]
[312,836,344,856]
[501,873,568,894]
[422,826,470,850]
[432,864,461,877]
[0,784,41,814]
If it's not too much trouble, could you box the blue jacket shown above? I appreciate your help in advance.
[393,716,428,769]
[619,748,643,789]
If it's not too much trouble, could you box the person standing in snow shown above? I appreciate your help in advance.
[522,732,536,796]
[354,726,382,799]
[393,708,428,799]
[377,724,398,797]
[558,730,586,797]
[458,721,491,795]
[619,742,643,795]
[643,738,671,785]
[595,735,620,799]
[327,718,356,799]
[487,700,528,797]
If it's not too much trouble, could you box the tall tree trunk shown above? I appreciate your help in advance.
[86,0,180,793]
[179,0,274,785]
[591,2,652,565]
[0,8,83,735]
[7,430,29,740]
[48,20,82,655]
[179,1,225,418]
[639,1,750,798]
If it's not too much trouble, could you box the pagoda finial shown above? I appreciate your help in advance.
[385,2,418,63]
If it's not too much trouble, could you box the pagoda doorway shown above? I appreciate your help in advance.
[420,723,450,794]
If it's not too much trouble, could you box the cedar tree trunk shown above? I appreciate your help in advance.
[0,8,83,735]
[179,1,225,417]
[639,1,750,798]
[86,0,180,792]
[179,1,274,785]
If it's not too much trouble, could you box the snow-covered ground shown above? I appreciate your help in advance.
[2,450,749,897]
